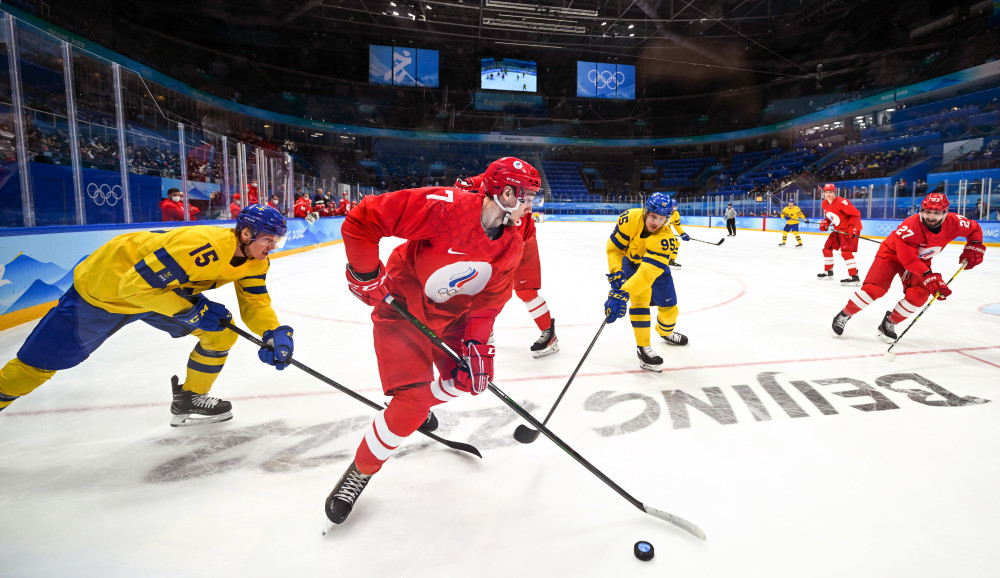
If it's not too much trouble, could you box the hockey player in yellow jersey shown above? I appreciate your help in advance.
[604,193,688,372]
[666,207,691,267]
[779,200,805,247]
[0,205,295,426]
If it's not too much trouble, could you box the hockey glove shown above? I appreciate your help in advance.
[259,325,294,370]
[819,219,830,232]
[847,225,860,238]
[680,233,690,242]
[960,241,985,270]
[606,271,625,291]
[922,271,952,300]
[454,341,494,395]
[346,262,391,306]
[176,294,232,332]
[604,289,629,323]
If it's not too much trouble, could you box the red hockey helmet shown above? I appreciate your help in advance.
[822,183,836,192]
[481,157,540,201]
[921,192,949,212]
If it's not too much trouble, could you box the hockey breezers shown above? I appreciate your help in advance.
[884,260,966,361]
[384,295,706,541]
[225,322,481,458]
[513,315,611,444]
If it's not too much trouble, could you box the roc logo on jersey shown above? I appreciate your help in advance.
[918,245,943,259]
[825,212,842,226]
[424,261,493,303]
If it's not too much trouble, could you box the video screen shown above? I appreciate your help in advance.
[480,58,537,92]
[576,61,635,100]
[369,44,439,87]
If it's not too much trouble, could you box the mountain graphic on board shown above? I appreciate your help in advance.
[1,279,65,315]
[0,253,68,307]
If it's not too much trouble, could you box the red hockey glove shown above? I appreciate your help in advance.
[921,271,952,301]
[346,262,391,306]
[819,219,830,232]
[959,241,985,270]
[847,225,860,238]
[454,341,494,395]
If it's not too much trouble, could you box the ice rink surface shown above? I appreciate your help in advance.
[2,221,999,577]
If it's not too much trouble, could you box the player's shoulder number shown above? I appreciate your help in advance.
[426,189,454,202]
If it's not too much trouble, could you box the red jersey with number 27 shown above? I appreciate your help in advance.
[878,212,983,277]
[342,186,524,343]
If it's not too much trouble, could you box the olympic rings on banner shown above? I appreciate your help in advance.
[87,183,124,206]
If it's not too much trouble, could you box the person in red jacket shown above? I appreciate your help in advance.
[455,174,557,357]
[816,183,864,286]
[160,188,199,222]
[246,179,260,205]
[831,192,986,341]
[293,195,313,219]
[267,194,281,212]
[314,197,331,217]
[326,157,540,526]
[335,191,352,216]
[229,194,242,220]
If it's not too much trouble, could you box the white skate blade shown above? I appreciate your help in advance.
[170,411,233,427]
[841,281,861,287]
[639,362,663,372]
[531,342,559,358]
[876,332,896,345]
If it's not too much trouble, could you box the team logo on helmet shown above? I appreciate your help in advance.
[513,160,523,169]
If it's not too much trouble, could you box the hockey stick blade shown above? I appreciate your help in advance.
[689,236,724,246]
[644,505,708,541]
[513,424,541,444]
[225,322,481,458]
[384,296,705,540]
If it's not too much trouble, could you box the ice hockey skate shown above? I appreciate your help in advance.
[876,311,897,344]
[817,270,833,280]
[636,346,663,372]
[840,275,861,287]
[530,319,559,358]
[661,331,689,346]
[169,376,233,427]
[669,259,682,267]
[832,311,850,336]
[325,461,373,524]
[796,243,803,247]
[778,242,786,246]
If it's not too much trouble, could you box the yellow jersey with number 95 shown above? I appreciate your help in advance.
[607,208,677,292]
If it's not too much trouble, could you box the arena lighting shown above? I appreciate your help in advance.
[484,0,598,17]
[483,17,586,34]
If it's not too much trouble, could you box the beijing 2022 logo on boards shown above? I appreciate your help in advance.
[424,261,493,303]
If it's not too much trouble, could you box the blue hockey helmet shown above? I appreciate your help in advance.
[236,204,287,240]
[645,193,676,217]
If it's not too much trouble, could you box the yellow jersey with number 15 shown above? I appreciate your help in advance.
[73,225,279,336]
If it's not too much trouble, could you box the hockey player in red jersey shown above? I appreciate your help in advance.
[334,191,352,216]
[326,157,540,525]
[831,192,986,341]
[817,183,864,286]
[455,174,557,357]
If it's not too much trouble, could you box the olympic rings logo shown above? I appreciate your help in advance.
[874,223,894,234]
[87,183,124,206]
[587,69,625,89]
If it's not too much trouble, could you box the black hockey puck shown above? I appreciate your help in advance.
[634,540,654,561]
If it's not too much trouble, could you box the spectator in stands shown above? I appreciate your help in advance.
[160,188,199,222]
[229,194,242,220]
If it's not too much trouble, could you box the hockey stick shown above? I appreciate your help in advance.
[687,236,725,246]
[385,295,706,541]
[801,219,882,245]
[225,322,482,458]
[884,261,967,362]
[513,315,612,444]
